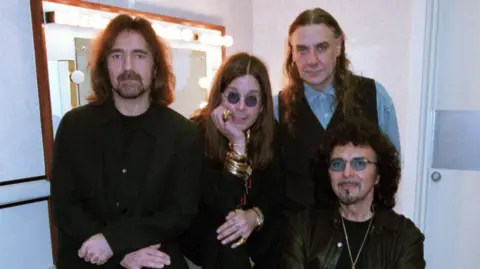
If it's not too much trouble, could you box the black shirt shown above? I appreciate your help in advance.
[336,218,372,269]
[103,108,154,219]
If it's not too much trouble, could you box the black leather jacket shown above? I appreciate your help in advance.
[280,207,426,269]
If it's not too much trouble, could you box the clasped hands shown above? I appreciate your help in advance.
[216,209,259,248]
[78,234,170,268]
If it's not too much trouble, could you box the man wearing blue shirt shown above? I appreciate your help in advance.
[276,8,401,210]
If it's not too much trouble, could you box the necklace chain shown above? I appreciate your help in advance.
[341,214,374,269]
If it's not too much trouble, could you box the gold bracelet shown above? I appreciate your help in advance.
[224,151,252,179]
[251,207,264,230]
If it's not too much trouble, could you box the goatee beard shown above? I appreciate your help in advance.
[114,84,147,99]
[114,70,148,99]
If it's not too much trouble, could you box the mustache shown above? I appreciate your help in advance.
[117,70,142,82]
[338,180,360,186]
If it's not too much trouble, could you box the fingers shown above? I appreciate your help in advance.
[148,243,161,249]
[217,218,235,234]
[84,249,95,263]
[143,248,171,260]
[221,228,244,245]
[217,221,241,241]
[78,243,88,258]
[231,237,247,249]
[225,211,236,220]
[144,255,171,268]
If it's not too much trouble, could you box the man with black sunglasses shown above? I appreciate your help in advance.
[280,119,425,269]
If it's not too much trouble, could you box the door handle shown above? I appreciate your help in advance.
[431,171,442,182]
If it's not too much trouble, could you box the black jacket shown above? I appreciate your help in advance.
[50,101,203,269]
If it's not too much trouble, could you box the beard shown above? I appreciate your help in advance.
[113,70,149,99]
[337,189,361,205]
[335,181,372,206]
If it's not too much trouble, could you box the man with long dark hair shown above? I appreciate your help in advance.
[50,14,202,269]
[275,8,401,211]
[280,118,425,269]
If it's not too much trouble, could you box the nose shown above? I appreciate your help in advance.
[235,98,246,111]
[123,54,132,71]
[343,163,354,178]
[307,50,319,65]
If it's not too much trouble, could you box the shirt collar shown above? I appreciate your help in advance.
[303,82,336,103]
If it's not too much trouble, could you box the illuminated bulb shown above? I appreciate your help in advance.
[199,101,208,109]
[198,77,211,89]
[78,14,90,28]
[198,34,211,45]
[71,70,85,84]
[223,35,233,47]
[181,28,194,42]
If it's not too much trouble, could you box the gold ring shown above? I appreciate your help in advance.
[222,110,231,122]
[234,237,246,247]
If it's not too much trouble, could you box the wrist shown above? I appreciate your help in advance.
[229,137,247,155]
[249,207,264,230]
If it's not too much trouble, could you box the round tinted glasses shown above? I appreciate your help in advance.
[329,157,377,172]
[225,92,260,108]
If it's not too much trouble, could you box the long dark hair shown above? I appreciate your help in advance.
[192,52,275,170]
[313,118,401,209]
[282,8,360,131]
[88,14,175,105]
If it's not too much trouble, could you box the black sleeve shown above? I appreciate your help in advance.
[50,112,103,244]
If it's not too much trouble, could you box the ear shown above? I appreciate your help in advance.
[335,36,343,58]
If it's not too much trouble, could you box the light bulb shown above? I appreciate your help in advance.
[71,70,85,84]
[223,35,233,47]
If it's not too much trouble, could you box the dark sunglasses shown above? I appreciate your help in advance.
[329,157,377,172]
[225,92,260,108]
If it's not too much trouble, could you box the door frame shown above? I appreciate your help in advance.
[405,0,439,232]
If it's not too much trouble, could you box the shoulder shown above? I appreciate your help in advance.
[56,104,101,137]
[353,75,394,107]
[154,105,197,133]
[61,103,98,122]
[287,207,331,230]
[373,80,394,105]
[382,210,424,240]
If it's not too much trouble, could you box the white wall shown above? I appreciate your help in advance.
[0,0,54,268]
[253,0,419,218]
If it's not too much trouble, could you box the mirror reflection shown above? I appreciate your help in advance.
[42,0,229,135]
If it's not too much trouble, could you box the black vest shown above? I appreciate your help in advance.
[278,76,378,209]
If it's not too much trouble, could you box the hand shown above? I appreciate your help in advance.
[78,233,113,265]
[211,105,246,147]
[216,209,257,248]
[120,244,171,269]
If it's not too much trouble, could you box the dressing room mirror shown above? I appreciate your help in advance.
[41,0,231,135]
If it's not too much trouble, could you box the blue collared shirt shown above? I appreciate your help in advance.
[273,82,401,155]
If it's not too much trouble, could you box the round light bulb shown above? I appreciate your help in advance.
[71,70,85,84]
[199,101,208,109]
[223,35,233,47]
[181,28,194,42]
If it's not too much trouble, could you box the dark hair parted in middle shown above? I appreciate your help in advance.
[312,118,401,209]
[192,52,275,170]
[282,8,361,131]
[87,14,175,105]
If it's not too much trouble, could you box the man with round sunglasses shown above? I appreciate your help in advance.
[280,119,425,269]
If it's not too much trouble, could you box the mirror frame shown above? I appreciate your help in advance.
[29,0,226,261]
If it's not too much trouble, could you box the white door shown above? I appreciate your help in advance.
[423,0,480,268]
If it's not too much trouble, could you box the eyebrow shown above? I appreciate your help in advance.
[296,41,329,49]
[109,48,150,55]
[226,86,260,94]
